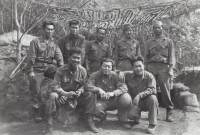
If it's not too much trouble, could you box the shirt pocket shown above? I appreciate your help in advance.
[160,42,169,56]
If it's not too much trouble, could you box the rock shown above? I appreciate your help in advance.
[175,91,191,109]
[184,94,199,107]
[183,106,200,113]
[173,83,190,93]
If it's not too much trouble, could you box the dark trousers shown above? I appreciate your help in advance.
[95,93,132,122]
[128,95,159,125]
[147,63,174,109]
[29,64,57,109]
[45,92,96,125]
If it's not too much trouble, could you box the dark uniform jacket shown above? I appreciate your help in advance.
[53,64,87,95]
[124,71,156,99]
[26,36,63,73]
[144,36,175,67]
[85,71,128,96]
[59,34,85,64]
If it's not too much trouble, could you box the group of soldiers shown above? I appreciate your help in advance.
[24,19,176,135]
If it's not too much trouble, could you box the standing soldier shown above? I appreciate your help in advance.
[114,23,141,71]
[45,48,98,135]
[85,58,132,129]
[85,27,112,74]
[25,20,64,121]
[144,20,175,122]
[59,19,85,64]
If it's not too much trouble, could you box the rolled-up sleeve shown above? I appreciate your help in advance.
[53,68,65,95]
[139,73,156,98]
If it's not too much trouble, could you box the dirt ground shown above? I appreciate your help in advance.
[0,73,200,135]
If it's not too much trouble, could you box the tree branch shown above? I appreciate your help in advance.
[20,1,28,24]
[14,0,20,28]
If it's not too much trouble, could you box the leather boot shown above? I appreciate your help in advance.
[146,124,156,134]
[86,114,99,133]
[166,108,174,122]
[45,115,54,135]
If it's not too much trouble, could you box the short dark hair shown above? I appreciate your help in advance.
[69,19,80,26]
[100,57,115,67]
[42,20,55,29]
[68,47,82,57]
[96,27,107,34]
[131,56,144,66]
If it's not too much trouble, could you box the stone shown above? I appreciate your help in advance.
[183,94,199,107]
[183,106,200,113]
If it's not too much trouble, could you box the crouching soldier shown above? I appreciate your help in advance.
[45,48,98,135]
[85,58,132,129]
[123,56,159,134]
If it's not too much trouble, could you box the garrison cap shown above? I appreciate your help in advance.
[123,23,133,31]
[152,20,163,27]
[68,19,80,26]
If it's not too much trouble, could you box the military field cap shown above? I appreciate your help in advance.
[68,19,80,26]
[123,23,133,31]
[152,20,163,27]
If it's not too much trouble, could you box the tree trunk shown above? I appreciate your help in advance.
[14,0,21,64]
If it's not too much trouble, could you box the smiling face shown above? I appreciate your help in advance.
[68,53,82,67]
[132,61,144,75]
[124,28,133,38]
[100,61,113,75]
[44,25,54,38]
[69,24,80,35]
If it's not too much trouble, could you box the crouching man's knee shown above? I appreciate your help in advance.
[116,93,132,111]
[48,92,59,100]
[147,95,158,104]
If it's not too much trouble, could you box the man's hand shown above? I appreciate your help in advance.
[98,88,107,100]
[58,96,67,105]
[75,90,82,97]
[133,94,140,106]
[105,92,115,100]
[65,91,76,99]
[168,68,173,77]
[29,72,35,78]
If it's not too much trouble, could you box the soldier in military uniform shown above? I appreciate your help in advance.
[85,58,132,129]
[85,27,112,74]
[123,56,159,134]
[114,23,141,71]
[45,48,98,135]
[59,20,85,64]
[25,20,64,121]
[144,20,175,122]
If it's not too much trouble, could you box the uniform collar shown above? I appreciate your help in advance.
[132,70,145,80]
[98,70,112,79]
[38,35,53,42]
[152,35,166,41]
[63,63,80,74]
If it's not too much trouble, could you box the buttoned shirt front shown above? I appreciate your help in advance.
[59,34,85,64]
[115,38,141,64]
[53,64,87,94]
[124,70,156,99]
[144,36,175,67]
[86,40,112,63]
[85,71,127,96]
[26,36,64,73]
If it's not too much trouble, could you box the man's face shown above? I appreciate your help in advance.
[132,61,144,75]
[100,61,112,75]
[153,25,163,36]
[124,28,133,38]
[69,24,79,35]
[69,53,81,67]
[44,25,54,38]
[97,29,106,41]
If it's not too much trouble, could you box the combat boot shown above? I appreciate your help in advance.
[45,115,54,135]
[146,124,156,134]
[166,108,174,122]
[86,114,99,133]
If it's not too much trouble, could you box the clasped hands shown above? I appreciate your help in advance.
[58,90,82,105]
[98,88,114,100]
